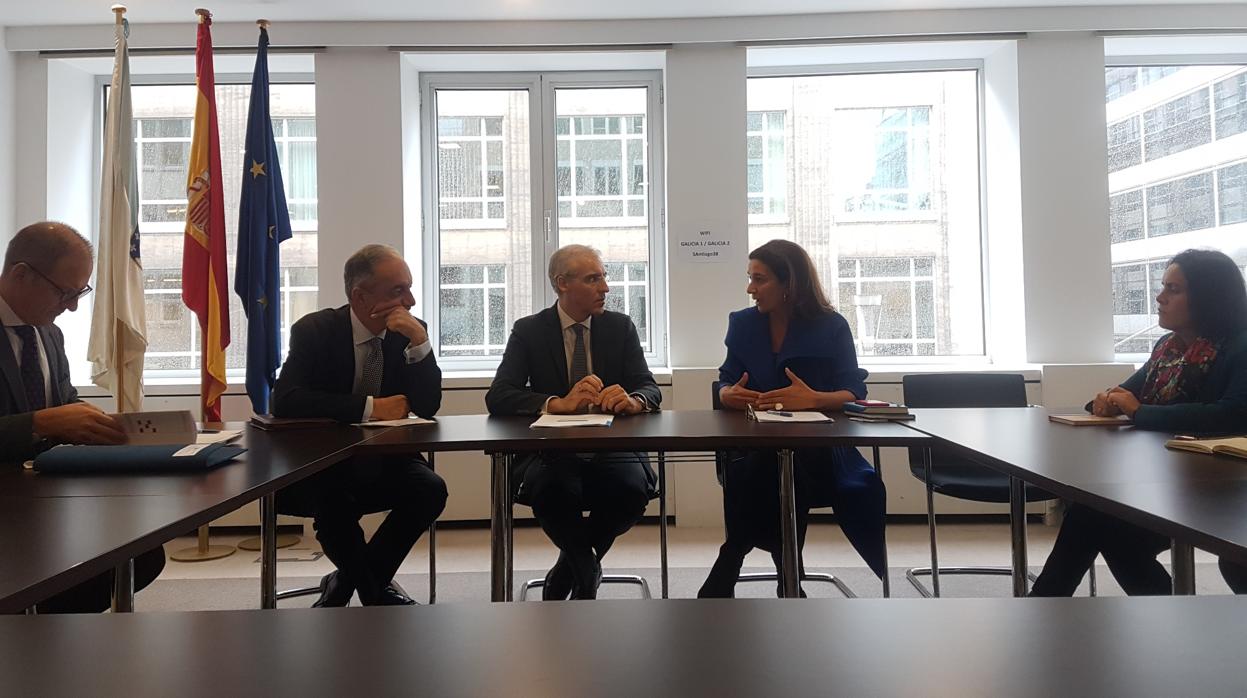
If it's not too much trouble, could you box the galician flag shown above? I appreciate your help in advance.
[236,24,292,415]
[87,8,146,413]
[182,9,230,421]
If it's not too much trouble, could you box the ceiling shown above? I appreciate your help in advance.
[4,0,1240,27]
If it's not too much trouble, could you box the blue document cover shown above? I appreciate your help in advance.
[33,443,246,474]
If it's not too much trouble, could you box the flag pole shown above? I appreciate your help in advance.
[235,16,301,554]
[111,4,127,415]
[171,6,236,564]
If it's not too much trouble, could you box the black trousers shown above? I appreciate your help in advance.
[1220,558,1247,593]
[277,455,446,599]
[1031,504,1171,596]
[35,546,166,614]
[515,451,653,560]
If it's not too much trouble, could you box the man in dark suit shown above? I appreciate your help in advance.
[486,244,661,600]
[273,244,446,607]
[0,221,165,612]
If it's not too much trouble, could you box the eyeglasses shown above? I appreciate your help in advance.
[563,271,609,285]
[18,262,93,304]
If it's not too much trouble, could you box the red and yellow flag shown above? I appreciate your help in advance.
[182,9,230,421]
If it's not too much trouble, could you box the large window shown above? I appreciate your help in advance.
[1105,65,1247,356]
[424,74,664,367]
[746,70,984,358]
[126,83,318,375]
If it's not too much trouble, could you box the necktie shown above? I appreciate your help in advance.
[359,336,384,397]
[569,323,588,385]
[13,325,46,410]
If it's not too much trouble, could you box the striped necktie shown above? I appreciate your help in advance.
[359,336,384,397]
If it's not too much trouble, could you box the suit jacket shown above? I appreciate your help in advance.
[716,306,868,398]
[0,323,79,463]
[272,305,441,424]
[486,303,661,415]
[1116,329,1247,434]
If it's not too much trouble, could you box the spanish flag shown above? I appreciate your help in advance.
[182,9,230,421]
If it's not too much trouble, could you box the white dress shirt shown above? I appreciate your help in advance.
[0,292,51,408]
[350,308,432,421]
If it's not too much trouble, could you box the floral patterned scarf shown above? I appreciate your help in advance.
[1138,334,1221,405]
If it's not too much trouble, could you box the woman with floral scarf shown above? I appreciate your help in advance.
[1030,248,1247,596]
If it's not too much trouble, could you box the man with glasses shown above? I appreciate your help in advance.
[0,221,166,612]
[487,244,661,600]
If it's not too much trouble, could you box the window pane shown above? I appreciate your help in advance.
[1107,118,1142,173]
[555,87,653,352]
[1143,89,1211,161]
[434,89,532,359]
[1105,65,1247,356]
[123,83,318,378]
[747,71,982,357]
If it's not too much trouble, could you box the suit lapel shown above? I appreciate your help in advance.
[37,326,62,406]
[544,304,569,394]
[0,329,28,413]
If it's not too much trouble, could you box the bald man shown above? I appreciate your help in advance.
[0,221,165,613]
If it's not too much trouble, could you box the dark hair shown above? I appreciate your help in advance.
[343,244,401,297]
[1169,248,1247,340]
[748,239,834,319]
[4,221,93,272]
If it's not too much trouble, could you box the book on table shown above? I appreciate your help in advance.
[845,412,916,422]
[1048,414,1131,426]
[1165,436,1247,460]
[843,400,910,416]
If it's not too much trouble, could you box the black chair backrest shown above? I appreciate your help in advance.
[903,373,1027,478]
[902,373,1027,409]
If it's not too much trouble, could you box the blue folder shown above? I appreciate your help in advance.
[33,443,246,474]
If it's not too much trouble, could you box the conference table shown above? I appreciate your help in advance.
[905,407,1247,596]
[0,424,376,613]
[3,597,1245,696]
[356,410,930,600]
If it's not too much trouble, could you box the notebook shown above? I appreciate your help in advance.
[531,414,615,428]
[1165,436,1247,460]
[1048,414,1131,426]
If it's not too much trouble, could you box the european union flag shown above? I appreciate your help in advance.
[235,26,292,415]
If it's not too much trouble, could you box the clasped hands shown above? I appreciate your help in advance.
[718,368,821,411]
[548,375,645,415]
[1091,386,1141,418]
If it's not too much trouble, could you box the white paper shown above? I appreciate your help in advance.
[113,410,198,445]
[172,443,213,458]
[753,410,833,423]
[196,430,243,444]
[354,417,436,427]
[530,414,615,428]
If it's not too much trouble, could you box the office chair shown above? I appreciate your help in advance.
[274,452,439,606]
[518,455,669,600]
[903,373,1095,597]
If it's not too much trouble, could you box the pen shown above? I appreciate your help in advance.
[768,410,793,417]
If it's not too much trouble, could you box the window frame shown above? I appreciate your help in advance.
[419,70,667,371]
[745,60,990,363]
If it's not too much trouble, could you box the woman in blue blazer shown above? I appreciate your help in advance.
[1031,248,1247,596]
[698,240,887,598]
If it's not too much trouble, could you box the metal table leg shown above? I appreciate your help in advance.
[1172,540,1196,595]
[924,448,941,598]
[778,448,800,599]
[490,452,511,602]
[260,491,278,609]
[111,559,134,612]
[1009,476,1028,597]
[659,451,669,600]
[428,452,437,605]
[872,446,890,598]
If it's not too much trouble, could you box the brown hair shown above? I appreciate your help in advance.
[749,239,834,319]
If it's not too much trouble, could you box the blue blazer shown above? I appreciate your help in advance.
[716,306,868,397]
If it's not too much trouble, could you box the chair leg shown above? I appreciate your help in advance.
[520,574,652,600]
[923,447,941,598]
[871,445,890,598]
[428,451,437,605]
[1088,557,1097,597]
[737,571,857,598]
[659,451,669,600]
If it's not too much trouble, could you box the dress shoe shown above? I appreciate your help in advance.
[362,585,418,606]
[542,552,574,601]
[568,552,603,600]
[311,570,353,608]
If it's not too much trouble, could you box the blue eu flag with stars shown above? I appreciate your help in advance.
[235,26,292,415]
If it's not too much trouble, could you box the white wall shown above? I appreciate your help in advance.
[0,29,14,238]
[1016,32,1115,363]
[313,48,407,308]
